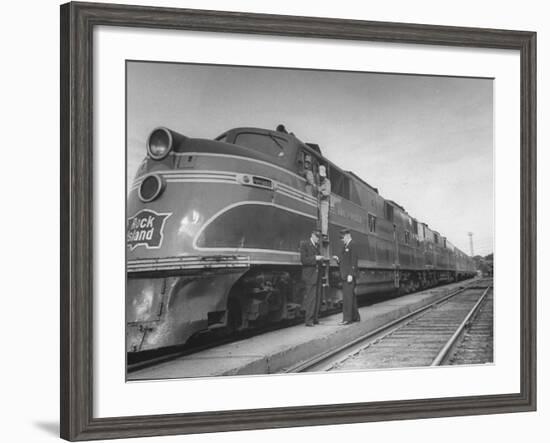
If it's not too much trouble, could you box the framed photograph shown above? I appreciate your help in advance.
[60,1,536,441]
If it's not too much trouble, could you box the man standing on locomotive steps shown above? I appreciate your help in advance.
[334,229,360,325]
[318,165,331,240]
[303,154,316,196]
[300,229,324,326]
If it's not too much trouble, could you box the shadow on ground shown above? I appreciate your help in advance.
[33,421,59,437]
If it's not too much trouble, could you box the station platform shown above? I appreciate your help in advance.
[129,279,475,381]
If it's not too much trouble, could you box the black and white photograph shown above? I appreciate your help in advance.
[1,0,543,441]
[125,61,494,381]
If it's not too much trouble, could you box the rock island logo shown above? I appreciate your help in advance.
[127,209,172,250]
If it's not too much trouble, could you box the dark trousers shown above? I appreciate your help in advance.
[303,272,321,325]
[342,281,360,322]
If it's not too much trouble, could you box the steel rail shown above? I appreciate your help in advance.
[430,285,492,366]
[285,286,470,373]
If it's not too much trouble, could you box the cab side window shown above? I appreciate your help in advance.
[368,214,377,233]
[330,167,350,200]
[234,132,287,160]
[384,202,394,222]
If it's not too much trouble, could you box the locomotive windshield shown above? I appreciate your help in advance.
[233,132,287,159]
[215,133,228,143]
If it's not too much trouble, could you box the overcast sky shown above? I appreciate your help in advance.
[127,61,493,256]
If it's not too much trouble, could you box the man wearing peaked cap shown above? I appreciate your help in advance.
[300,229,324,326]
[334,229,360,325]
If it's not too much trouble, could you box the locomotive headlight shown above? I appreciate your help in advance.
[139,174,165,202]
[147,127,172,160]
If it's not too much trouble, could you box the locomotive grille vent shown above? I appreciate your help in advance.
[237,174,273,189]
[252,176,272,188]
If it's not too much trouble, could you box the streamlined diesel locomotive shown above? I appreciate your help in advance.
[126,125,476,353]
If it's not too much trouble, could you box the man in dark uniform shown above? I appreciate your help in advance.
[334,229,360,325]
[300,229,324,326]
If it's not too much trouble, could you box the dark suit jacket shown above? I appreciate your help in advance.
[338,241,358,281]
[300,239,320,284]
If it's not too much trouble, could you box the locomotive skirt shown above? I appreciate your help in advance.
[342,280,360,323]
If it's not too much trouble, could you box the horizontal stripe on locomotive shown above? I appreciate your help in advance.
[130,170,318,206]
[127,255,251,264]
[126,257,457,273]
[130,170,237,190]
[276,182,318,205]
[354,260,461,272]
[127,255,250,271]
[126,255,304,272]
[172,151,307,182]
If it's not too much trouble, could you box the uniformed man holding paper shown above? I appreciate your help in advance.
[334,229,360,325]
[300,229,324,326]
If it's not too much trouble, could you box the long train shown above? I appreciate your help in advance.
[126,125,476,353]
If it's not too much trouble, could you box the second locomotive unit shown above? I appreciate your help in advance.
[127,125,476,353]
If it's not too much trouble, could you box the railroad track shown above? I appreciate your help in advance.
[285,280,492,373]
[447,289,494,365]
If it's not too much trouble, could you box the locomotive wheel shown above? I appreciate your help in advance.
[226,297,243,334]
[268,290,287,322]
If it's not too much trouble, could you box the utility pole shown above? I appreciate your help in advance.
[467,232,474,256]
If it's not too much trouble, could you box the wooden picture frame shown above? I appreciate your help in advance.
[60,1,536,440]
